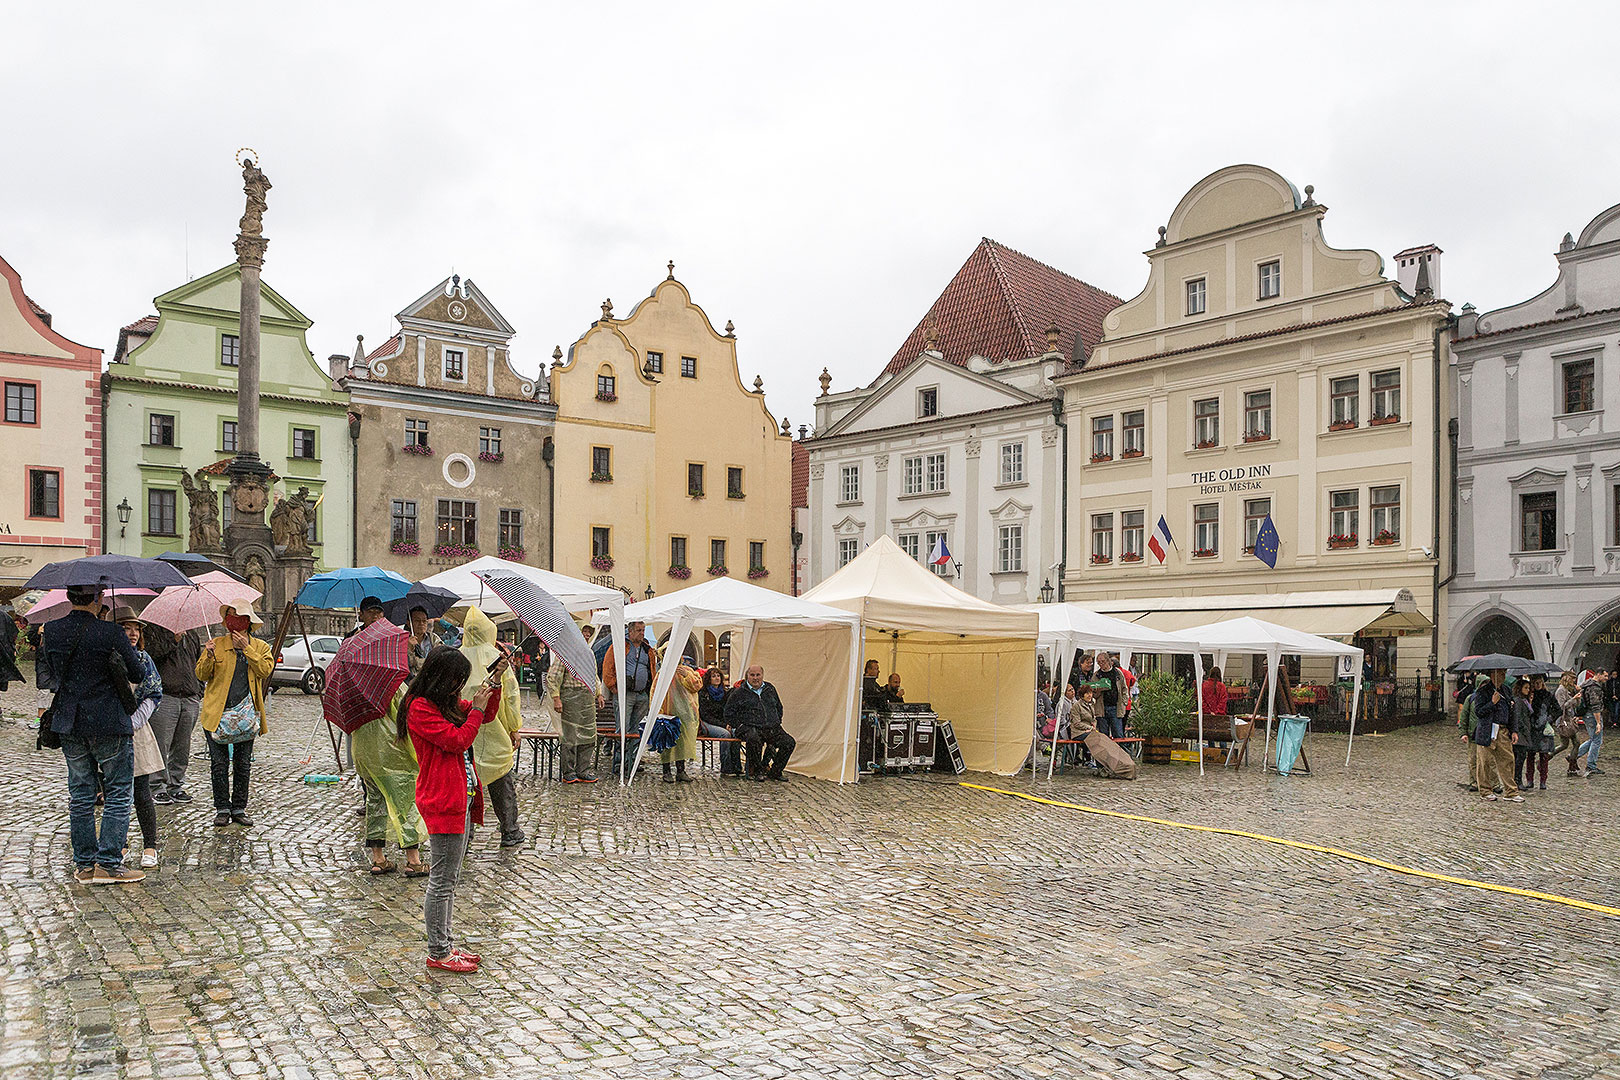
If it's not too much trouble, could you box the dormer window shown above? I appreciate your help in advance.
[1186,278,1207,316]
[443,348,465,381]
[1258,260,1281,300]
[919,387,939,418]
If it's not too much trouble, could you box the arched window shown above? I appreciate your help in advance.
[1467,615,1533,660]
[596,365,616,401]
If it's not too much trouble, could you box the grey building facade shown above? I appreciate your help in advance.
[1451,202,1620,670]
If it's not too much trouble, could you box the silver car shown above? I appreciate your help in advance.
[272,634,342,694]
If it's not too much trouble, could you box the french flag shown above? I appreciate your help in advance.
[1147,516,1174,564]
[929,535,953,567]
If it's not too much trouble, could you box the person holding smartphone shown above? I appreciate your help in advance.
[403,646,505,972]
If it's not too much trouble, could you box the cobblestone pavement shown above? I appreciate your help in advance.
[2,669,1617,1079]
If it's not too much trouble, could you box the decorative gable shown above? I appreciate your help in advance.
[824,354,1035,438]
[989,498,1031,524]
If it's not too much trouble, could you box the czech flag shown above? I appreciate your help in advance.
[929,535,953,567]
[1147,516,1174,564]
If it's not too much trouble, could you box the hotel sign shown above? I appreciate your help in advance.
[1184,464,1273,495]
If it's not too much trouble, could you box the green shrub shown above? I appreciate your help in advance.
[1133,670,1194,738]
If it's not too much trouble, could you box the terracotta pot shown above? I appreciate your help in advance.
[1143,735,1174,764]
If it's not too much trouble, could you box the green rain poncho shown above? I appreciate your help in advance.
[460,607,523,786]
[352,687,428,849]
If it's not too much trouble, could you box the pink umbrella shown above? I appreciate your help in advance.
[139,574,263,633]
[24,587,157,624]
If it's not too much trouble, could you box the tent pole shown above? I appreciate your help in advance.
[1194,651,1205,777]
[839,624,861,783]
[1347,656,1364,766]
[1262,647,1279,774]
[611,604,627,784]
[628,612,690,783]
[1047,644,1075,781]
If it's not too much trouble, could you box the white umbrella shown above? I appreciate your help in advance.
[139,574,263,633]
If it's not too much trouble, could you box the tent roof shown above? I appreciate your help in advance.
[419,556,623,615]
[1172,616,1362,657]
[624,577,859,631]
[803,536,1038,638]
[1020,603,1201,654]
[1080,588,1428,640]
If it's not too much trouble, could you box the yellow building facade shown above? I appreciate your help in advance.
[549,270,792,598]
[1056,165,1452,680]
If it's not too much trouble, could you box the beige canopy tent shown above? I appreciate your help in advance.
[803,537,1039,775]
[619,578,864,783]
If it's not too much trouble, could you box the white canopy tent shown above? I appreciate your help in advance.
[803,537,1039,775]
[420,555,628,777]
[619,577,864,782]
[1170,617,1364,770]
[1023,603,1208,776]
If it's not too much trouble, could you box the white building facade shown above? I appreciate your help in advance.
[1450,202,1620,670]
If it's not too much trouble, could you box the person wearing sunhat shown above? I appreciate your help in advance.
[114,607,166,868]
[196,605,275,827]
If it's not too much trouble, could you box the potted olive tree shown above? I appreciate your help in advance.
[1132,670,1193,764]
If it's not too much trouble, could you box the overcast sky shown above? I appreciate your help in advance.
[6,2,1618,427]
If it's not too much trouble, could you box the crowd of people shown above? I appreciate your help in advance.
[1455,666,1607,801]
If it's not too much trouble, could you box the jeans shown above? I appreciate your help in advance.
[612,690,650,778]
[61,733,134,870]
[1103,706,1124,741]
[1579,714,1604,772]
[205,730,253,813]
[425,808,472,959]
[700,720,743,774]
[148,695,200,794]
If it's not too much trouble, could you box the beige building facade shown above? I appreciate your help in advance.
[549,268,792,598]
[344,275,554,579]
[1056,165,1452,679]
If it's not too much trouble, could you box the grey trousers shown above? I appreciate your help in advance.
[485,770,522,841]
[148,695,200,793]
[425,809,472,960]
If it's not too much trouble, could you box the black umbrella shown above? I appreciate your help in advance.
[157,551,251,586]
[1449,653,1550,677]
[383,584,462,626]
[26,553,192,591]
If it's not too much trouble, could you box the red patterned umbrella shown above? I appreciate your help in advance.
[321,619,410,733]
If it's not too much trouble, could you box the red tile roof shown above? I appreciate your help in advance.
[1454,304,1620,344]
[24,294,51,328]
[364,335,402,364]
[881,238,1121,376]
[790,440,809,509]
[112,315,159,363]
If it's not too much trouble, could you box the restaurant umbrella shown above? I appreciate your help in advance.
[321,619,411,734]
[382,584,462,627]
[25,553,192,591]
[156,551,251,585]
[138,572,263,634]
[295,566,412,611]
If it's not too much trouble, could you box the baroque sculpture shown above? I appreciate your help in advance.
[178,469,222,553]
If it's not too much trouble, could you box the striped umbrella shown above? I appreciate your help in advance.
[473,572,598,687]
[321,619,410,733]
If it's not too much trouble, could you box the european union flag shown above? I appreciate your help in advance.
[1254,514,1280,569]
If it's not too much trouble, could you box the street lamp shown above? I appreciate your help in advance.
[116,498,132,538]
[1039,578,1055,604]
[644,585,655,600]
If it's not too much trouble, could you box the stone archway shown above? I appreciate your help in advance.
[1564,595,1620,674]
[1465,615,1533,660]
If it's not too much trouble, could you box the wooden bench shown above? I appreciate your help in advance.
[1045,735,1145,769]
[515,729,559,779]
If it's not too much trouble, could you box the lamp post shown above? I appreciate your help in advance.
[116,498,132,539]
[644,585,655,600]
[1039,577,1054,604]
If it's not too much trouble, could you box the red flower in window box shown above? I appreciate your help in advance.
[1327,533,1358,549]
[479,451,505,463]
[1370,529,1399,546]
[1121,449,1144,459]
[1328,420,1357,432]
[747,567,770,580]
[707,564,730,577]
[1090,553,1111,565]
[1089,453,1113,464]
[432,542,478,558]
[1192,547,1216,558]
[595,391,617,403]
[1120,551,1142,563]
[1242,545,1255,555]
[1242,431,1271,444]
[1370,414,1400,426]
[390,540,419,556]
[402,443,434,456]
[498,546,525,561]
[667,565,692,580]
[590,554,615,571]
[1192,439,1219,450]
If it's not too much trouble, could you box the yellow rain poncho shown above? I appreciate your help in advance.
[352,687,428,849]
[659,664,703,765]
[460,607,523,786]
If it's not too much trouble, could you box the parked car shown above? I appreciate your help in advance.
[272,634,342,694]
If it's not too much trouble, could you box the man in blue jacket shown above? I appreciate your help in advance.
[1470,668,1523,803]
[38,586,146,884]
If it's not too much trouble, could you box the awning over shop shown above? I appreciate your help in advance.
[1081,589,1429,641]
[0,542,91,589]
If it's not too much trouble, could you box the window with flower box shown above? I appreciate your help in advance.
[710,539,727,571]
[1330,376,1359,429]
[749,541,766,576]
[688,462,705,497]
[1091,416,1113,461]
[443,348,465,381]
[498,509,523,553]
[1193,503,1218,556]
[405,418,429,449]
[596,370,617,400]
[437,499,477,549]
[670,536,687,568]
[1090,514,1113,564]
[592,526,612,560]
[1193,398,1219,448]
[591,446,612,481]
[479,427,502,458]
[727,466,744,499]
[1121,511,1144,562]
[1328,490,1359,547]
[1370,486,1400,544]
[1243,390,1271,441]
[391,500,417,544]
[1371,370,1401,423]
[1122,411,1145,457]
[1243,498,1270,553]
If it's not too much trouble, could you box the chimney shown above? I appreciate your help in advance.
[327,353,349,381]
[1394,244,1442,300]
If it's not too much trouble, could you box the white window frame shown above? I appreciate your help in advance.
[1090,513,1113,564]
[1186,277,1207,316]
[405,418,429,448]
[1243,497,1271,553]
[1329,489,1360,543]
[997,524,1024,573]
[1371,369,1401,422]
[442,347,466,382]
[1122,410,1145,457]
[1330,376,1360,427]
[1244,390,1271,440]
[999,442,1025,485]
[1121,510,1145,561]
[1258,260,1281,300]
[1193,398,1220,448]
[479,427,502,455]
[498,508,523,550]
[838,538,859,567]
[840,464,860,504]
[1370,485,1401,543]
[925,530,951,576]
[925,452,947,493]
[902,456,923,495]
[1091,415,1114,460]
[918,386,939,418]
[897,533,920,560]
[1193,502,1219,555]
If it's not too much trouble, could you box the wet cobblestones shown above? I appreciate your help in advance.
[1,674,1617,1079]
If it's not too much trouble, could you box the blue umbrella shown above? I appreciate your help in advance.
[25,553,192,591]
[294,567,411,610]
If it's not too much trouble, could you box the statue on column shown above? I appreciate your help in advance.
[243,554,267,598]
[179,469,222,553]
[233,155,272,266]
[269,486,314,557]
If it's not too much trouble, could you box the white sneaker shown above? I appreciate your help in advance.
[1504,795,1525,803]
[140,851,160,869]
[1483,794,1498,801]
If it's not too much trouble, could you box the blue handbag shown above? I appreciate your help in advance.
[215,696,259,744]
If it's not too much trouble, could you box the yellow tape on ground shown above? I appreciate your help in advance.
[960,782,1620,919]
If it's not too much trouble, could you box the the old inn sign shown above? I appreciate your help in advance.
[1184,464,1273,494]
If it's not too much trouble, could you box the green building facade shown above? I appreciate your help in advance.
[103,264,352,568]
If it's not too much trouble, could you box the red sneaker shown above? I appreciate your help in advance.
[453,948,481,964]
[426,954,479,973]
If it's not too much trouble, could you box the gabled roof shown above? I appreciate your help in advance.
[397,275,515,339]
[364,334,402,364]
[112,315,158,364]
[25,295,50,327]
[881,238,1121,376]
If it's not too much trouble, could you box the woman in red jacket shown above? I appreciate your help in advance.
[1201,666,1228,721]
[399,646,506,973]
